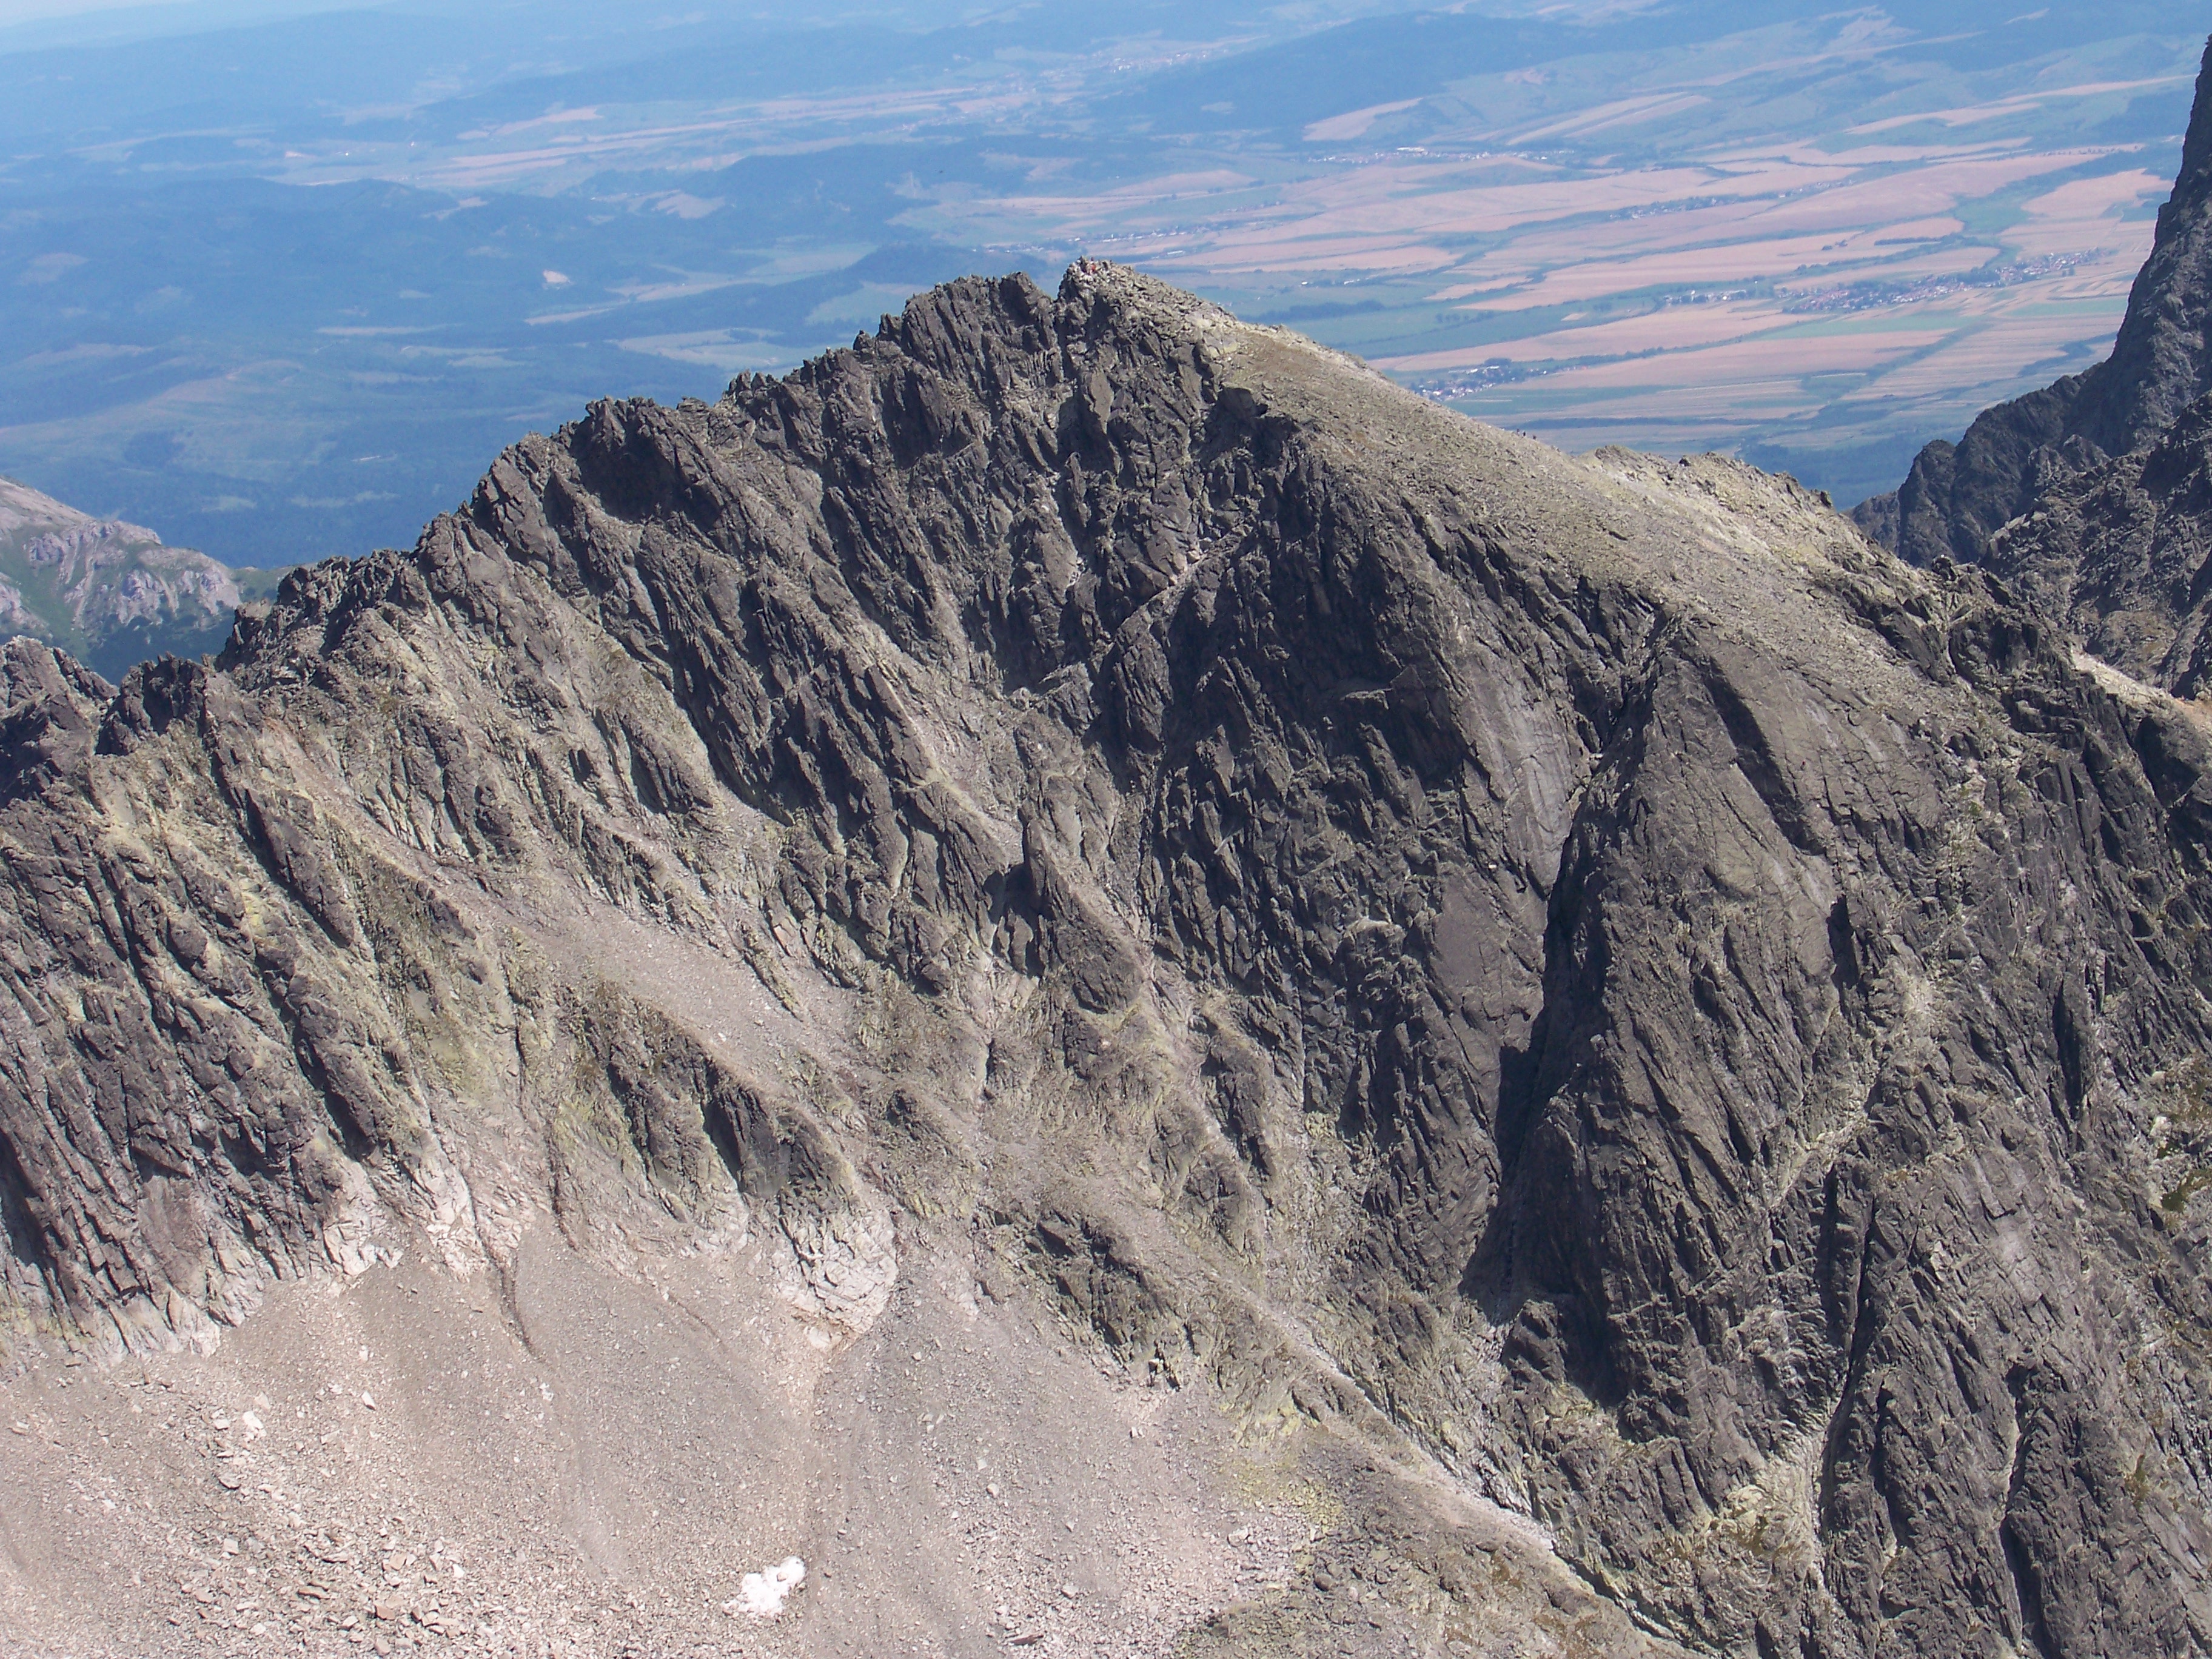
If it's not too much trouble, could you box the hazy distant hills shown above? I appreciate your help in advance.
[0,477,280,679]
[0,0,2205,564]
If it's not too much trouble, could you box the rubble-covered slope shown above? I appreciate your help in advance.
[6,264,2212,1658]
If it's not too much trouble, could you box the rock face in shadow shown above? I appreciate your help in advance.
[7,262,2212,1658]
[1856,35,2212,566]
[1968,396,2212,694]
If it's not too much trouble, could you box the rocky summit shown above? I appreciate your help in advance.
[7,250,2212,1658]
[1856,36,2212,571]
[1914,24,2212,712]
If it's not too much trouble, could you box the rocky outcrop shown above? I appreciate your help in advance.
[1849,32,2212,726]
[1859,376,2088,565]
[7,264,2212,1657]
[1856,36,2212,565]
[2075,34,2212,458]
[1968,394,2212,693]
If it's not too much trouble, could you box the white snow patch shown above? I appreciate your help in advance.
[725,1557,805,1619]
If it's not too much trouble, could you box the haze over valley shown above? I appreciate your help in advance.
[0,0,2202,567]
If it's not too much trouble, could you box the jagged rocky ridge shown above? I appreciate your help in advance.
[1965,396,2212,695]
[1855,35,2212,568]
[7,261,2212,1657]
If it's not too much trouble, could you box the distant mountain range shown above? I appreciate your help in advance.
[0,476,281,680]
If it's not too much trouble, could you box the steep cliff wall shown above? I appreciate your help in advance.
[5,266,2212,1657]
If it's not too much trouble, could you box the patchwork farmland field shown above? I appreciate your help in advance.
[0,0,2200,560]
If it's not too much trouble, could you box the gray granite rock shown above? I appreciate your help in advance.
[1856,35,2212,570]
[4,263,2212,1657]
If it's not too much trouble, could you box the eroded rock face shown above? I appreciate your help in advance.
[5,264,2212,1658]
[1966,397,2212,695]
[1849,30,2212,739]
[2076,36,2212,461]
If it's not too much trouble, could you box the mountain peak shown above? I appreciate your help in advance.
[1860,33,2212,561]
[2180,34,2212,209]
[2071,33,2212,455]
[8,263,2212,1656]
